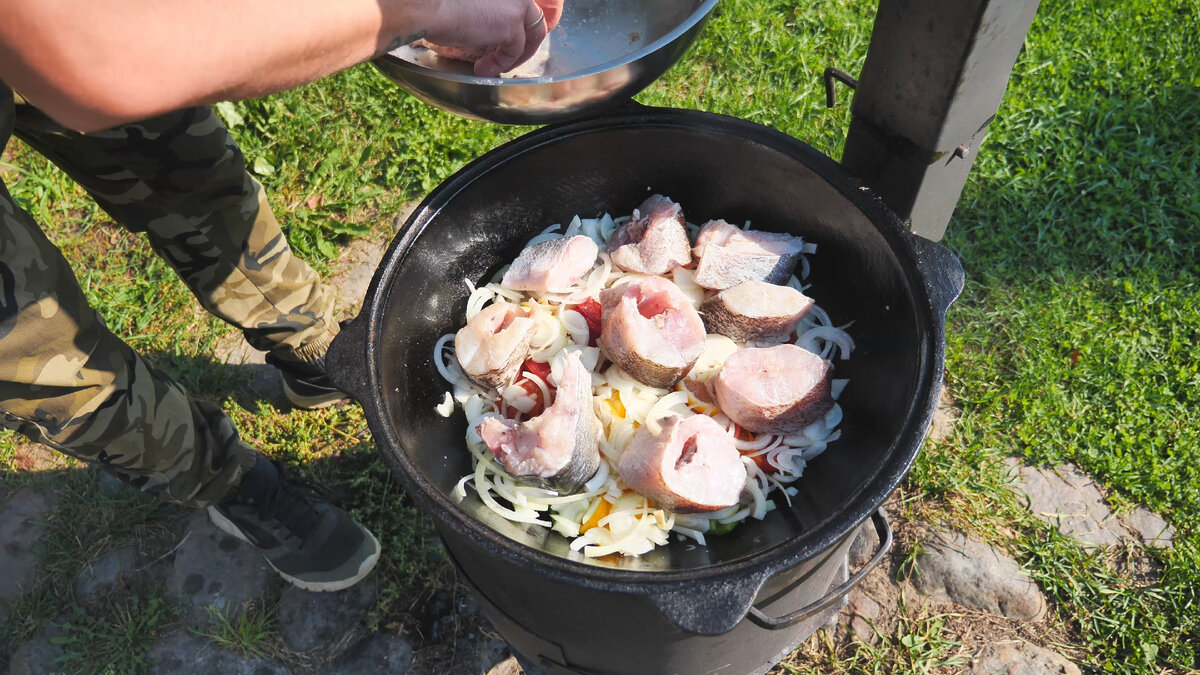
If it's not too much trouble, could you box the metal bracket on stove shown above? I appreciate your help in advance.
[823,67,858,109]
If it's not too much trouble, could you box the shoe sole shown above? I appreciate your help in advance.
[280,378,348,410]
[207,506,381,593]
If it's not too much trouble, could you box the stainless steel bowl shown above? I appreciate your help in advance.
[371,0,719,125]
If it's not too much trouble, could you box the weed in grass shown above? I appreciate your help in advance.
[194,601,279,660]
[53,593,173,674]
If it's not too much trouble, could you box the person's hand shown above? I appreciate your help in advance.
[419,0,550,77]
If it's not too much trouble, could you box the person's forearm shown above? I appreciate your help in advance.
[0,0,428,132]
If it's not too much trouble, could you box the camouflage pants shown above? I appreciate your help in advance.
[0,84,338,507]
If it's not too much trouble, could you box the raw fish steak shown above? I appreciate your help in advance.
[607,195,692,274]
[597,277,706,389]
[699,280,814,343]
[502,236,599,292]
[455,302,535,389]
[477,351,602,493]
[713,344,833,434]
[692,220,806,290]
[618,414,746,513]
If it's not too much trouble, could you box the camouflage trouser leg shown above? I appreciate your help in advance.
[0,176,258,506]
[10,98,339,365]
[0,86,335,506]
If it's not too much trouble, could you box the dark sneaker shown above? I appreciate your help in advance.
[272,355,348,410]
[208,455,380,592]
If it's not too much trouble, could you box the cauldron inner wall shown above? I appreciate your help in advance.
[377,124,919,572]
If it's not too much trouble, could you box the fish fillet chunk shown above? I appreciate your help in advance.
[618,414,747,513]
[598,277,706,389]
[502,236,599,293]
[455,302,535,389]
[699,280,814,343]
[713,344,834,434]
[477,351,602,493]
[692,220,807,290]
[607,195,693,274]
[413,39,490,63]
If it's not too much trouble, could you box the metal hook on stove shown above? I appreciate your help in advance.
[823,67,858,108]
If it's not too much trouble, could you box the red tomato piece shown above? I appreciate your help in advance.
[523,358,553,383]
[502,359,555,418]
[572,297,603,347]
[733,424,776,473]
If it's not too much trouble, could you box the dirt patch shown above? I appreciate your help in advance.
[8,442,68,473]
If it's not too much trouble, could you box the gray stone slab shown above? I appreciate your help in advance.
[326,632,414,674]
[968,640,1080,675]
[214,337,269,367]
[166,510,276,622]
[147,630,291,675]
[74,544,138,598]
[8,617,68,675]
[1126,507,1175,549]
[909,529,1046,621]
[843,589,882,645]
[848,518,882,568]
[97,470,145,497]
[1007,462,1124,547]
[927,388,959,442]
[473,633,513,675]
[1007,460,1176,551]
[276,576,377,652]
[0,489,55,602]
[327,236,388,316]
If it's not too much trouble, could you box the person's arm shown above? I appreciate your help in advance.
[0,0,546,132]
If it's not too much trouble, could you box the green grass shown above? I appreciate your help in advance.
[54,594,174,674]
[2,0,1199,672]
[196,601,278,660]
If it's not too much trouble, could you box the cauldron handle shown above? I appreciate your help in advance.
[325,316,371,403]
[643,570,772,636]
[745,509,892,630]
[907,234,965,320]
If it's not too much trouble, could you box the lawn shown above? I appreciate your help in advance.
[2,0,1198,672]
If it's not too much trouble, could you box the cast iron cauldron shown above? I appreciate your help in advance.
[326,103,963,674]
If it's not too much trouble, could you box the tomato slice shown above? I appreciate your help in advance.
[502,359,556,418]
[572,297,602,346]
[523,358,553,383]
[733,424,775,473]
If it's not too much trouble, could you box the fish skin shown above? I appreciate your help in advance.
[413,39,490,63]
[597,277,706,389]
[607,195,692,274]
[699,280,815,344]
[692,220,807,290]
[713,344,834,434]
[476,351,601,493]
[455,302,535,390]
[502,236,599,292]
[618,414,747,513]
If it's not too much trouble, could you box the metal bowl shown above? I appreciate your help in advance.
[371,0,719,125]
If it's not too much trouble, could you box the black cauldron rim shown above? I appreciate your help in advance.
[327,103,963,635]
